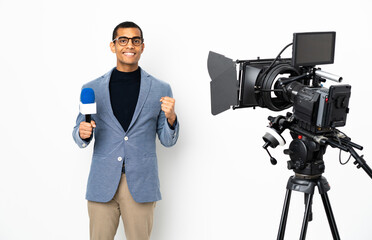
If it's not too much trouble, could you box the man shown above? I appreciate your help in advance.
[72,21,179,240]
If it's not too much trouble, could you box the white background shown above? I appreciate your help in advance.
[1,0,371,239]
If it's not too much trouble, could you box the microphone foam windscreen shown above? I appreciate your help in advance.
[80,88,95,104]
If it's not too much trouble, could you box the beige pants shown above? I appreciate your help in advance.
[88,174,156,240]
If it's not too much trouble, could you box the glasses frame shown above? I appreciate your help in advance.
[112,36,144,46]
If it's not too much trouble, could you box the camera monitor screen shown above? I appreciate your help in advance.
[292,32,336,67]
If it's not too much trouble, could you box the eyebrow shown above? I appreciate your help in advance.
[117,36,141,38]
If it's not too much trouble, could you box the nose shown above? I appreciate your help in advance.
[126,39,135,48]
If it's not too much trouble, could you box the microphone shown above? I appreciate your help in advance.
[79,88,96,122]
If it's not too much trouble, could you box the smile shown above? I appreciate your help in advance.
[123,52,135,56]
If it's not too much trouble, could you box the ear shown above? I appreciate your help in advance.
[140,43,145,54]
[110,41,116,53]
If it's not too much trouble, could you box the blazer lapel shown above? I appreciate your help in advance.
[100,68,125,133]
[127,68,152,132]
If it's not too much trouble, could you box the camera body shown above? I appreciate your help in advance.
[238,58,351,133]
[287,81,350,133]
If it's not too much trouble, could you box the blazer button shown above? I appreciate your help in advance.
[117,157,123,161]
[124,136,129,141]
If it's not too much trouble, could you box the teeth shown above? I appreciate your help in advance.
[124,53,134,56]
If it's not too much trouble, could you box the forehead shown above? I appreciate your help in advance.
[116,27,141,38]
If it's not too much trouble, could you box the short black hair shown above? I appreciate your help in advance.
[112,21,144,41]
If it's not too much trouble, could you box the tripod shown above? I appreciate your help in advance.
[277,174,340,240]
[261,114,372,239]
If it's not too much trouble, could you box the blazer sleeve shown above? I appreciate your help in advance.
[72,112,94,148]
[156,85,179,147]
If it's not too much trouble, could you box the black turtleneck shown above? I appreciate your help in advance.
[109,68,141,132]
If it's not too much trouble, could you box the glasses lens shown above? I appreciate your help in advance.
[132,37,142,46]
[118,37,129,46]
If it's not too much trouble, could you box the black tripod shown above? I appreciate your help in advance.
[262,115,372,240]
[277,174,340,240]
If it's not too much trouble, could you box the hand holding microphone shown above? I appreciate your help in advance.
[79,121,96,139]
[79,88,97,140]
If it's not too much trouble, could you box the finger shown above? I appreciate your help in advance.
[81,128,92,133]
[161,102,175,109]
[162,101,175,106]
[80,123,93,129]
[161,102,174,107]
[162,105,174,111]
[80,121,96,129]
[162,104,174,111]
[80,127,92,134]
[80,122,92,128]
[161,97,175,103]
[80,134,90,139]
[80,131,92,138]
[80,129,92,135]
[161,104,172,110]
[160,96,175,102]
[161,107,169,113]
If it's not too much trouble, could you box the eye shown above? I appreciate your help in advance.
[134,38,142,45]
[118,38,128,44]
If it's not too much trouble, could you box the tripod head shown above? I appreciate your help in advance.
[263,113,372,179]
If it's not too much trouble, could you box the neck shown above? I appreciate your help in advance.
[116,63,139,72]
[114,67,140,75]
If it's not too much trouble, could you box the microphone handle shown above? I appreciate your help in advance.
[85,114,91,123]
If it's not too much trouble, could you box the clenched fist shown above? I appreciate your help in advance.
[160,96,176,126]
[79,120,96,140]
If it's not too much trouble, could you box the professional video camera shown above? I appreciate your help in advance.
[208,32,372,240]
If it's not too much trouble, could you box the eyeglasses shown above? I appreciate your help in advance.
[113,36,143,46]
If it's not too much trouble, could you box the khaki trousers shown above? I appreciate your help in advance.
[88,174,156,240]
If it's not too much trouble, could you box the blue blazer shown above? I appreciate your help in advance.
[72,68,179,203]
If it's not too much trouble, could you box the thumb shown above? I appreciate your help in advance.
[91,120,96,128]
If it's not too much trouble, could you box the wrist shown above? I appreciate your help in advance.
[167,114,176,126]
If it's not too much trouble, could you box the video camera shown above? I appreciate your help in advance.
[209,32,351,134]
[208,31,372,178]
[208,32,372,239]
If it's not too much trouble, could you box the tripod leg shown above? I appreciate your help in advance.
[299,193,314,240]
[304,194,313,222]
[320,192,341,240]
[277,189,292,240]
